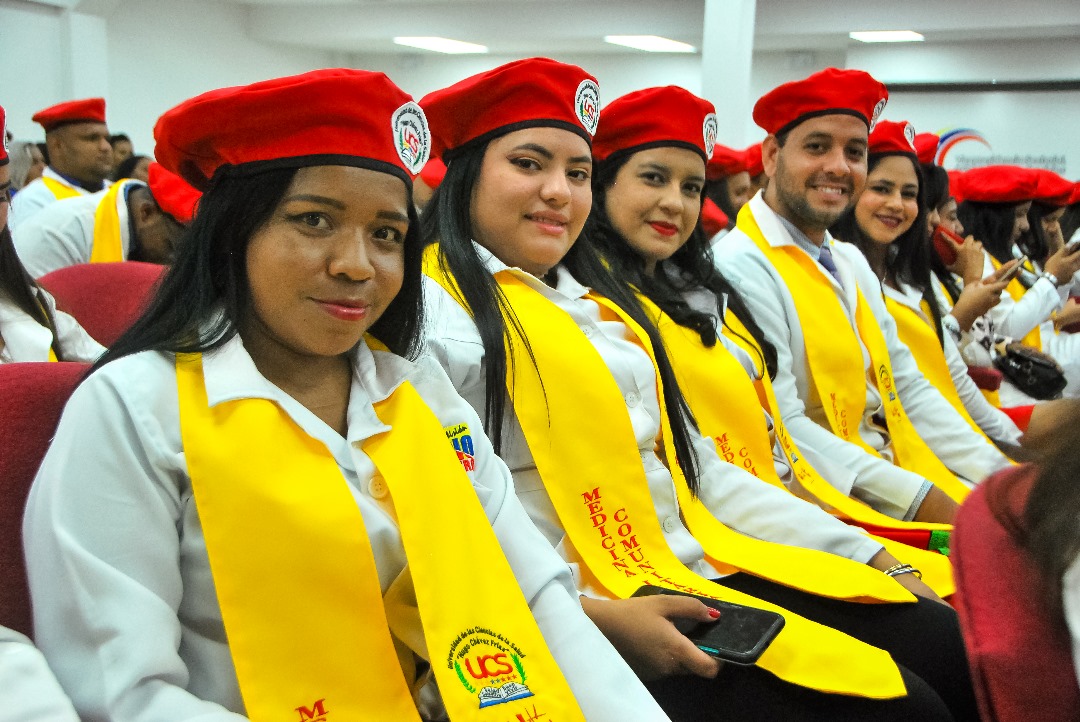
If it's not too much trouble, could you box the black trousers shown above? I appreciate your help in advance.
[644,574,978,722]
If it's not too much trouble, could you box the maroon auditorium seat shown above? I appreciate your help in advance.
[38,261,164,346]
[953,464,1080,721]
[0,361,89,637]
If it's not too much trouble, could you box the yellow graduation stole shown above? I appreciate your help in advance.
[177,352,585,721]
[89,180,132,263]
[650,299,953,595]
[884,295,997,446]
[40,176,82,201]
[738,206,971,503]
[423,251,907,699]
[989,255,1043,350]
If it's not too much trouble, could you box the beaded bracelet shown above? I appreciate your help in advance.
[882,563,923,579]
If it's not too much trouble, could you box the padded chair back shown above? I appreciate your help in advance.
[38,261,164,346]
[0,362,89,637]
[953,464,1080,721]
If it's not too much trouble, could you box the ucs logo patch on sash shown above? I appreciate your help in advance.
[447,627,534,709]
[444,422,476,472]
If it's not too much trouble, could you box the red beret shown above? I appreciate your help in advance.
[1031,169,1074,206]
[147,162,201,225]
[32,97,106,131]
[869,119,917,157]
[592,86,716,163]
[419,156,447,189]
[1070,182,1080,206]
[744,143,764,177]
[700,197,729,237]
[707,144,748,180]
[913,132,940,165]
[948,169,967,203]
[421,57,599,160]
[753,67,888,137]
[956,165,1040,205]
[0,105,8,166]
[154,69,429,191]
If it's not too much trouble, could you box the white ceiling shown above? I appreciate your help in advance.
[219,0,1080,56]
[48,0,1080,57]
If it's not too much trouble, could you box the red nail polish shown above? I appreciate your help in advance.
[708,608,721,619]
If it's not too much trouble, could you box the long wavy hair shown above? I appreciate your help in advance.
[0,224,63,358]
[586,151,778,379]
[95,166,425,370]
[421,137,706,493]
[831,152,945,345]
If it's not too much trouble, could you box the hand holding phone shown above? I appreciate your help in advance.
[632,586,784,665]
[996,256,1028,284]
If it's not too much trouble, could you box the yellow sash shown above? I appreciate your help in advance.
[423,253,906,699]
[884,295,988,441]
[40,176,82,201]
[177,352,584,721]
[990,256,1042,350]
[651,301,953,594]
[739,206,971,503]
[90,180,131,263]
[623,294,918,603]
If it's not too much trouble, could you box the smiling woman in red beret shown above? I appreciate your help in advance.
[22,68,660,722]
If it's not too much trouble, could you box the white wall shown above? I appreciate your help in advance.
[2,0,1077,177]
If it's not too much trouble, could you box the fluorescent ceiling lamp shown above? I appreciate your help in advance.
[604,35,696,53]
[393,36,488,54]
[849,30,925,43]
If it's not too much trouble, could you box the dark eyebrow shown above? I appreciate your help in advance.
[638,162,704,183]
[511,143,593,166]
[376,210,410,223]
[282,193,346,210]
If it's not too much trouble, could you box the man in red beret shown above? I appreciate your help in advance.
[714,68,1011,526]
[11,98,113,230]
[13,162,191,277]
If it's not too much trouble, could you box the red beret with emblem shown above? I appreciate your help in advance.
[592,86,717,163]
[869,120,917,157]
[147,162,201,225]
[743,143,764,177]
[913,133,940,165]
[0,105,8,166]
[1031,169,1074,206]
[707,144,748,180]
[32,97,107,131]
[154,69,429,191]
[955,165,1040,205]
[753,67,888,137]
[420,57,599,161]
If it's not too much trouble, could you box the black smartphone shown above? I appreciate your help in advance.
[631,585,785,665]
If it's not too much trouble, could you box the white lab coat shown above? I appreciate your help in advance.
[9,167,95,232]
[714,194,1010,519]
[0,290,104,363]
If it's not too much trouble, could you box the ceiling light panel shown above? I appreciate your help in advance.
[393,36,488,53]
[604,35,696,53]
[849,31,925,43]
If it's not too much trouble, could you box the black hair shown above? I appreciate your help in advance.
[112,154,150,182]
[421,139,706,493]
[0,225,64,359]
[956,200,1024,266]
[920,163,950,211]
[704,176,738,230]
[109,134,131,147]
[1019,201,1058,265]
[587,152,778,380]
[830,153,946,345]
[95,166,424,371]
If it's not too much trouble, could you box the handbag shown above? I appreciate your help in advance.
[992,342,1067,400]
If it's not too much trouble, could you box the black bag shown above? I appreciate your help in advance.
[993,343,1067,400]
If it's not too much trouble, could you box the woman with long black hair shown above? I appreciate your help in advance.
[22,70,660,722]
